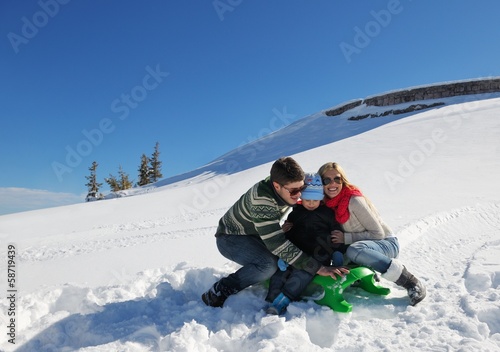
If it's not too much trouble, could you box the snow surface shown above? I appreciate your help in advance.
[1,94,500,351]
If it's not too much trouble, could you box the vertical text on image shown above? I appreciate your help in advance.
[6,243,17,345]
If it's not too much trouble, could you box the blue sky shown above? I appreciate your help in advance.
[1,0,499,215]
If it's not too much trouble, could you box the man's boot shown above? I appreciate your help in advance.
[201,280,238,308]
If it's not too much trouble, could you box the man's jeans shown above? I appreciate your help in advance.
[345,236,400,273]
[216,234,278,291]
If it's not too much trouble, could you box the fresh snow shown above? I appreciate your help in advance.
[1,94,500,351]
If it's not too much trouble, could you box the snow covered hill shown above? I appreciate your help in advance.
[1,93,499,351]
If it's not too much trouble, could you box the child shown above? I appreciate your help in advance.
[266,173,348,315]
[284,172,347,266]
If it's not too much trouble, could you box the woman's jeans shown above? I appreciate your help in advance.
[216,234,278,291]
[345,236,400,273]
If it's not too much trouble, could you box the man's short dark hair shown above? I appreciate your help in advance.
[270,157,305,185]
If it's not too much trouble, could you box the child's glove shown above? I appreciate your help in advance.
[277,258,289,271]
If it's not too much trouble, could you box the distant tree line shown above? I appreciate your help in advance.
[85,142,163,202]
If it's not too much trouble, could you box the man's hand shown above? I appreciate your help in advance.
[317,265,350,279]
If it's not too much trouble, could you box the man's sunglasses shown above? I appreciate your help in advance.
[281,184,307,196]
[322,176,342,186]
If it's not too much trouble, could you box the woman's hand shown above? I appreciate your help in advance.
[317,265,350,279]
[331,230,345,244]
[282,220,293,232]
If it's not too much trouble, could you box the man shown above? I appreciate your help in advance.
[202,157,347,308]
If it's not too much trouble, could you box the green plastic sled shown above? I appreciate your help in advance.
[309,266,390,313]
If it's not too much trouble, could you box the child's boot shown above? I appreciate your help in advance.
[265,292,291,315]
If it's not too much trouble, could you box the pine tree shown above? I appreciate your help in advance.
[118,165,133,190]
[106,166,133,191]
[149,142,163,183]
[137,154,150,186]
[85,161,103,201]
[105,174,120,192]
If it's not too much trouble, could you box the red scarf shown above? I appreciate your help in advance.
[325,186,363,224]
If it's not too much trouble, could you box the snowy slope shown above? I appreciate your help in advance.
[0,95,499,351]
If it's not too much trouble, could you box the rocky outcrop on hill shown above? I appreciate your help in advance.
[325,77,500,120]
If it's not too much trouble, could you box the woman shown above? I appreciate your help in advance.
[318,162,426,306]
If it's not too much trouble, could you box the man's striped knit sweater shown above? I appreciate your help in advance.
[216,177,322,275]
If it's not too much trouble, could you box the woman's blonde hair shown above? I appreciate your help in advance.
[318,162,357,191]
[318,162,379,213]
